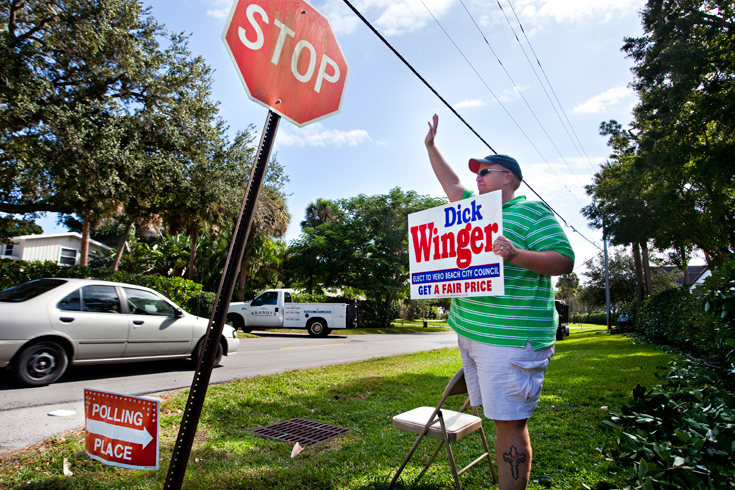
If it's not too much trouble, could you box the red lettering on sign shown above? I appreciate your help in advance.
[410,220,500,270]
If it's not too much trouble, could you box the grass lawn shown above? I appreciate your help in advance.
[0,326,674,489]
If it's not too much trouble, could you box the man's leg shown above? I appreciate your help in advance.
[494,419,531,490]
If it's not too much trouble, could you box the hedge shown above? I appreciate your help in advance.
[0,259,204,311]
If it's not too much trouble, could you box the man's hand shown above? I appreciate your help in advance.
[493,236,574,276]
[425,113,438,147]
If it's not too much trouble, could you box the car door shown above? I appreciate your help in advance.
[121,287,193,357]
[52,285,129,360]
[247,291,282,327]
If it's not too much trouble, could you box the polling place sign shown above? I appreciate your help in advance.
[409,191,504,299]
[84,389,159,470]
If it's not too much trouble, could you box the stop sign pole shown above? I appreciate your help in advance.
[163,110,280,490]
[164,0,347,488]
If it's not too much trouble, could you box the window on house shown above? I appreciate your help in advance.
[2,244,13,256]
[59,248,78,266]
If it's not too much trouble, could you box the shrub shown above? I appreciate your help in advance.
[599,361,735,489]
[570,311,609,325]
[0,259,204,309]
[635,287,712,355]
[357,299,400,328]
[186,291,217,318]
[701,256,735,374]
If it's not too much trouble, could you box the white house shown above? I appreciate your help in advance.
[1,233,112,266]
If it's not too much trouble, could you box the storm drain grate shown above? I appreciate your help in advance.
[250,418,349,446]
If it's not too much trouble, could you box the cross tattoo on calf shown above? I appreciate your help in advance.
[503,446,527,480]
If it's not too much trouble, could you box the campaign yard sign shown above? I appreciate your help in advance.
[85,389,160,470]
[409,191,504,299]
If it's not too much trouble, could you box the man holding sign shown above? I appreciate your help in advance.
[424,114,574,490]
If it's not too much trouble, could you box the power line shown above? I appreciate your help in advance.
[500,0,597,174]
[417,0,586,207]
[338,0,600,251]
[449,0,587,190]
[336,0,496,155]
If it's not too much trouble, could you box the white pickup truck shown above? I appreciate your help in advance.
[226,289,358,337]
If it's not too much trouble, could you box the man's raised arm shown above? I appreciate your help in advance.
[425,114,467,203]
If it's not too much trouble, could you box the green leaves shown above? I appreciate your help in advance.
[599,361,735,489]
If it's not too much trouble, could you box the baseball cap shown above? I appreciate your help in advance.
[469,154,523,181]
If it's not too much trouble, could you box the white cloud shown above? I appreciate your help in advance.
[515,0,644,23]
[453,99,486,109]
[278,123,371,147]
[353,0,456,36]
[573,86,635,113]
[205,0,232,19]
[320,0,361,36]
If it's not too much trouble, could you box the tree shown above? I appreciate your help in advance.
[285,188,446,324]
[555,272,579,311]
[622,0,735,265]
[0,216,42,244]
[300,198,341,229]
[578,247,679,312]
[1,0,225,265]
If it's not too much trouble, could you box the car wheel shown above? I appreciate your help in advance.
[192,339,224,369]
[11,341,69,387]
[307,319,331,337]
[227,314,252,333]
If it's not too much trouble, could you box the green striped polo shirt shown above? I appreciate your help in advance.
[448,192,575,350]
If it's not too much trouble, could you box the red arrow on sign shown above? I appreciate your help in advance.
[222,0,349,127]
[84,389,160,470]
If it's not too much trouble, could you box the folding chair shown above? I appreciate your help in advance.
[387,368,497,490]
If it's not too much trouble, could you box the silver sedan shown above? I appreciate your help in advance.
[0,278,239,387]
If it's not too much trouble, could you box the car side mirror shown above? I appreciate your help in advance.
[174,308,184,318]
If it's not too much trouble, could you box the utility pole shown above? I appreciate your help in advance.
[603,221,611,331]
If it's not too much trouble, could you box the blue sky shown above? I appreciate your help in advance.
[39,0,650,275]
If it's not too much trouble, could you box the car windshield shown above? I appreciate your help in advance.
[0,279,68,302]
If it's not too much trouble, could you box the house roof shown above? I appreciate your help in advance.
[10,232,112,250]
[655,265,708,286]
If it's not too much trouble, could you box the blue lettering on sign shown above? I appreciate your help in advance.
[412,263,500,285]
[443,200,484,228]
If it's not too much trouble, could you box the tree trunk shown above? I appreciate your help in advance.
[632,242,644,308]
[80,214,91,267]
[236,229,257,301]
[679,246,689,286]
[112,221,134,272]
[187,231,198,281]
[641,241,653,295]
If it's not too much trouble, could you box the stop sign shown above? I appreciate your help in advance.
[222,0,349,127]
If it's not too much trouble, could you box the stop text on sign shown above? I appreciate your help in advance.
[238,4,340,94]
[408,191,505,300]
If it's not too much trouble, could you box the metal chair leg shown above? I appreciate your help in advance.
[437,411,462,490]
[387,414,439,490]
[472,407,497,483]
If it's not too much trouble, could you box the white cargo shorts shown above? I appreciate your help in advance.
[457,335,554,421]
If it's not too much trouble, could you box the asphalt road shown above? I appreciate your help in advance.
[0,330,458,454]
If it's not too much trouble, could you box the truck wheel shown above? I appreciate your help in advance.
[227,314,252,333]
[12,341,69,387]
[307,319,331,337]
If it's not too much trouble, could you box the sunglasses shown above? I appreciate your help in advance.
[477,168,509,178]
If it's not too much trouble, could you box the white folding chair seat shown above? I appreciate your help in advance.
[387,368,497,490]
